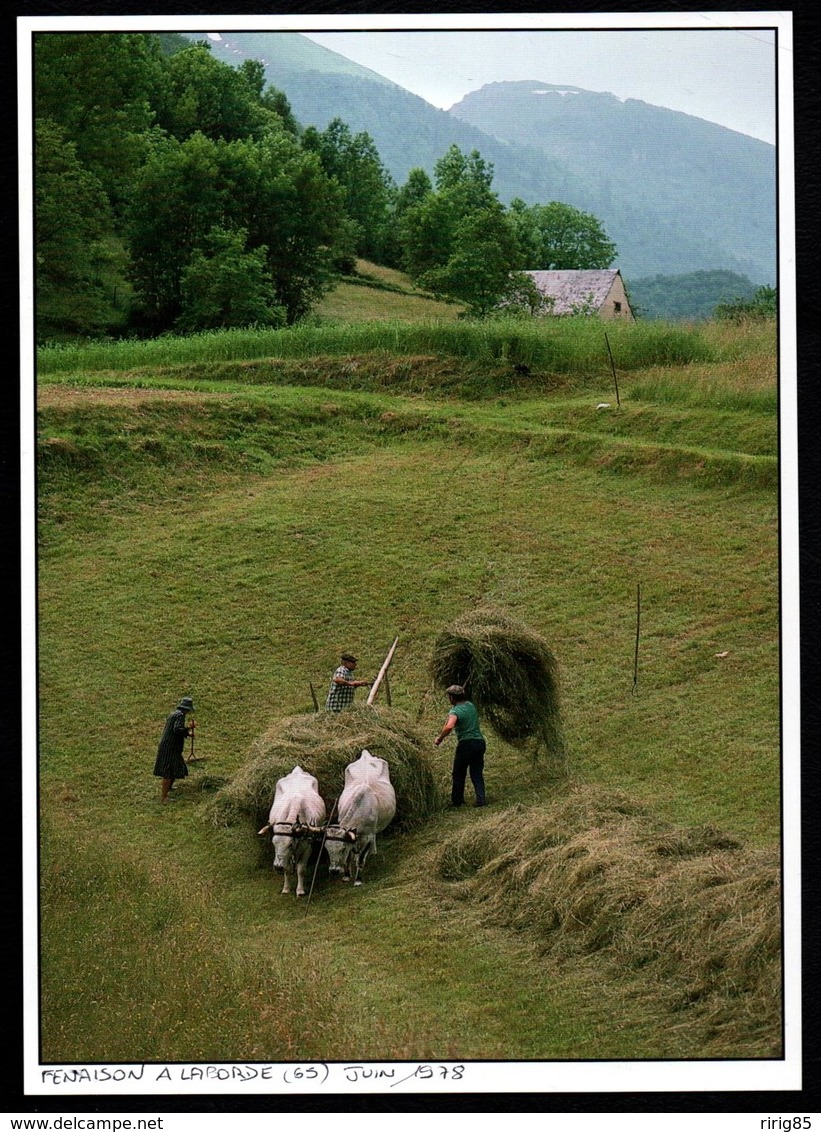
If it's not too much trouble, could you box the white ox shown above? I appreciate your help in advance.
[324,749,396,886]
[259,766,326,897]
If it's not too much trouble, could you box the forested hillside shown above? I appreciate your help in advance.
[186,31,776,285]
[451,81,776,284]
[33,31,621,341]
[628,270,760,321]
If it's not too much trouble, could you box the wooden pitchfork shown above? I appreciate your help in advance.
[186,717,205,763]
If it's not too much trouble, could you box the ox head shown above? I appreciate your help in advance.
[323,825,357,877]
[270,822,306,874]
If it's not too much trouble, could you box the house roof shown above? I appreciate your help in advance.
[525,269,624,314]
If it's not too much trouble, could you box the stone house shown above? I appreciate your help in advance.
[524,269,634,320]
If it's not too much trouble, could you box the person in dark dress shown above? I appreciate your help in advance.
[153,696,195,802]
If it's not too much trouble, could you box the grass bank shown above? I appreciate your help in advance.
[37,315,729,378]
[37,383,777,553]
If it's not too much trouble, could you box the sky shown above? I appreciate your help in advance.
[301,23,779,145]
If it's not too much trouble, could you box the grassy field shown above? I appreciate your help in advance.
[35,275,782,1066]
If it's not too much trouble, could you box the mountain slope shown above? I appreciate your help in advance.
[190,30,399,86]
[628,270,760,321]
[186,31,589,207]
[183,32,776,284]
[451,81,776,284]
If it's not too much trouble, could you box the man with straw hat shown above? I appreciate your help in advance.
[434,685,487,808]
[325,653,372,712]
[153,695,195,803]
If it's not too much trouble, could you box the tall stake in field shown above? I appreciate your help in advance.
[305,796,338,914]
[309,682,319,712]
[605,333,621,408]
[633,584,641,696]
[367,637,399,705]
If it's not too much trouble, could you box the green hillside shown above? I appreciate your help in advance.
[315,260,465,322]
[187,29,399,85]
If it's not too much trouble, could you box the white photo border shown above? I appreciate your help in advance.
[19,9,799,1102]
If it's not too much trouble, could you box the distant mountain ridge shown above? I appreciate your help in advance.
[450,80,775,283]
[185,32,590,207]
[183,32,776,285]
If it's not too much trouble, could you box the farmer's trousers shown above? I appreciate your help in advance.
[451,738,487,806]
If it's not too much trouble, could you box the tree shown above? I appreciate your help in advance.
[154,42,271,143]
[175,227,285,332]
[235,59,300,137]
[714,284,777,321]
[398,145,500,281]
[228,132,348,323]
[394,168,432,217]
[420,204,522,318]
[509,199,617,270]
[260,85,301,136]
[397,191,458,279]
[500,273,556,318]
[434,145,495,206]
[127,129,346,329]
[32,31,348,338]
[126,132,226,330]
[386,168,433,270]
[34,119,116,340]
[34,32,164,212]
[302,119,396,264]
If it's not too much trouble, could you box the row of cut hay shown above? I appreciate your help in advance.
[434,784,780,1058]
[429,606,566,769]
[206,705,442,830]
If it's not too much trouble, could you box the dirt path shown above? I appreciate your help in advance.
[37,385,234,409]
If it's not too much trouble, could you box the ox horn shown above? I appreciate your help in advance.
[257,823,272,836]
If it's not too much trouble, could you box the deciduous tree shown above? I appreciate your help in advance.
[421,203,522,318]
[126,132,225,330]
[302,119,396,264]
[509,199,617,270]
[175,227,285,332]
[229,132,347,322]
[35,119,116,339]
[34,31,163,212]
[154,42,271,143]
[398,145,501,280]
[127,129,347,330]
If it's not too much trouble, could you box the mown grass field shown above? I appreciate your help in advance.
[35,273,782,1066]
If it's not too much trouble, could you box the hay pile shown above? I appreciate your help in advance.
[434,784,781,1058]
[429,606,565,766]
[207,705,441,829]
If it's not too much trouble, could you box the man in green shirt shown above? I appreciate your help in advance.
[434,684,487,807]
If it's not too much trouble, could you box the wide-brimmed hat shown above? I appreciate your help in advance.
[177,696,195,712]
